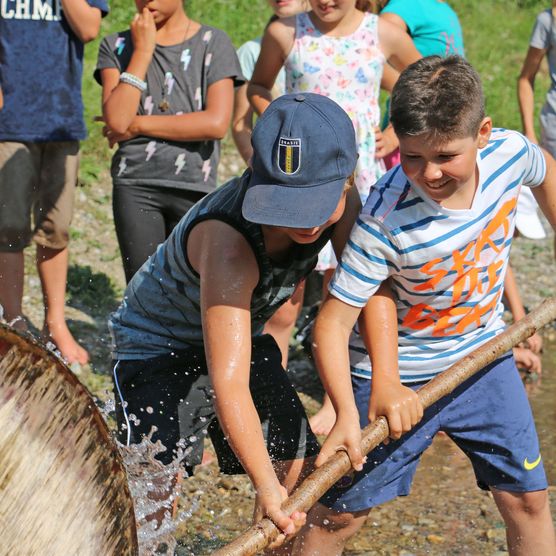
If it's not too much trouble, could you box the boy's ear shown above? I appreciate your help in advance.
[477,117,492,149]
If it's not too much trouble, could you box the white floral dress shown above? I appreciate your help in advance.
[285,11,386,269]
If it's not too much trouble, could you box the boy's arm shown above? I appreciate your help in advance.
[248,18,295,115]
[61,0,102,43]
[313,294,364,469]
[187,220,303,538]
[533,148,556,231]
[330,185,362,260]
[359,283,423,440]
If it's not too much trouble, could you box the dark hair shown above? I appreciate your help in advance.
[390,56,485,141]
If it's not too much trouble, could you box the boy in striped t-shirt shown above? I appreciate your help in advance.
[303,57,556,554]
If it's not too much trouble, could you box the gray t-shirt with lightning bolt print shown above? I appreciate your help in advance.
[95,25,244,193]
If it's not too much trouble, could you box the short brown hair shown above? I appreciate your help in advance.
[390,56,485,141]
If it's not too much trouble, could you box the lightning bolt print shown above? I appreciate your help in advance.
[180,48,191,71]
[145,141,157,161]
[202,160,211,182]
[144,96,154,115]
[115,37,125,55]
[175,153,186,175]
[205,53,213,67]
[164,72,175,95]
[118,157,127,176]
[195,87,202,110]
[203,30,212,42]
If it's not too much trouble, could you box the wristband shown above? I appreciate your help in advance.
[119,72,147,92]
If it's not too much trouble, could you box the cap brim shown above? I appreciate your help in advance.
[242,174,346,228]
[515,214,546,239]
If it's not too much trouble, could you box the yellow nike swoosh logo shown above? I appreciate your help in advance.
[523,454,542,471]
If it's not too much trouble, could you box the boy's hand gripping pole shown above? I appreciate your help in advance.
[212,297,556,556]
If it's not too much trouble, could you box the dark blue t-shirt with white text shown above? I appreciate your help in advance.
[0,0,108,142]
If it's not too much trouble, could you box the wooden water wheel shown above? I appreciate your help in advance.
[0,323,138,555]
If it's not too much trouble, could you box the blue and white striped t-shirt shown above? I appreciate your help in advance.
[330,129,546,382]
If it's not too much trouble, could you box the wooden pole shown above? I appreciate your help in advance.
[212,297,556,556]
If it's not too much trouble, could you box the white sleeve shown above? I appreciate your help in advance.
[521,135,547,187]
[329,214,402,307]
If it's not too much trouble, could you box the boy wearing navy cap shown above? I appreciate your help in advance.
[109,93,391,543]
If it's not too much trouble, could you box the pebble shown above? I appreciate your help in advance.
[486,528,506,542]
[217,477,238,491]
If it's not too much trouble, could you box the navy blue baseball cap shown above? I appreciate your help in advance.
[242,93,357,228]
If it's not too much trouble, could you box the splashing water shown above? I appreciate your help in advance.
[119,436,185,555]
[97,395,199,556]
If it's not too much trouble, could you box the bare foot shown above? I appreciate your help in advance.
[309,398,337,436]
[44,321,89,365]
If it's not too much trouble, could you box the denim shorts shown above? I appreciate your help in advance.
[112,334,319,474]
[321,353,547,512]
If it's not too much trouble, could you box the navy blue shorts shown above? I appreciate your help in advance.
[321,353,547,512]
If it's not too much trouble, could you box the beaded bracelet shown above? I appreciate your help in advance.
[119,72,147,92]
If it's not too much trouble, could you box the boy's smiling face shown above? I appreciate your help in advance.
[399,118,492,209]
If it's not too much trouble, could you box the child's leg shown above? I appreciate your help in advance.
[0,251,24,325]
[293,503,369,556]
[0,142,36,327]
[491,488,555,555]
[442,354,551,553]
[33,141,88,364]
[37,245,88,364]
[112,184,168,283]
[264,280,305,368]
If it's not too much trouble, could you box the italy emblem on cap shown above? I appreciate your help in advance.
[277,137,301,175]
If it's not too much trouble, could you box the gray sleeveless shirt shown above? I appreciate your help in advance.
[109,172,333,359]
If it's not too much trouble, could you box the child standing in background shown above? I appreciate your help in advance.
[0,0,108,365]
[95,0,243,283]
[380,0,464,58]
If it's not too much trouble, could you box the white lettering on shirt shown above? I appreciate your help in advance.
[1,0,62,20]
